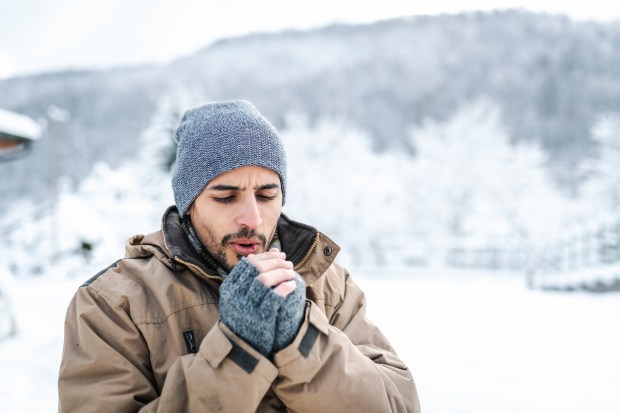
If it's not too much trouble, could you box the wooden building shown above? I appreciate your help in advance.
[0,108,41,161]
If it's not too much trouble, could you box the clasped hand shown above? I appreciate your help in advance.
[219,248,306,357]
[247,248,297,297]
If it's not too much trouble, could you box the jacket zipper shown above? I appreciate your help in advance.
[173,256,224,282]
[294,231,320,271]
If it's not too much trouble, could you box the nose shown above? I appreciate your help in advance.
[236,196,263,229]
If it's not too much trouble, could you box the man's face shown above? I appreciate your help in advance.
[187,165,283,272]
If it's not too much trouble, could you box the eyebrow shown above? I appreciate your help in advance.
[208,183,280,191]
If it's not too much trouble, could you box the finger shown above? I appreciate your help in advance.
[269,247,284,255]
[272,279,296,298]
[247,250,286,264]
[253,258,293,274]
[257,268,295,288]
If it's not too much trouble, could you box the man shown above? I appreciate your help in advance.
[58,100,420,412]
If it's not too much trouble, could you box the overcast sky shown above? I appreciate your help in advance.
[1,0,620,79]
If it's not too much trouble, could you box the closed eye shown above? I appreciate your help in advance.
[213,196,235,204]
[257,194,277,202]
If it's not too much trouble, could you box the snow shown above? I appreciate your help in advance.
[1,93,619,412]
[0,269,619,412]
[0,270,76,412]
[356,270,620,413]
[0,108,42,141]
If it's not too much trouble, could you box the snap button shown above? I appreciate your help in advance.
[323,246,332,256]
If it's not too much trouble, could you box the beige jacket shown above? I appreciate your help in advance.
[59,207,420,412]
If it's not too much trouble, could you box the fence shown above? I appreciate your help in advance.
[528,216,620,292]
[378,219,620,292]
[445,244,528,271]
[377,235,529,272]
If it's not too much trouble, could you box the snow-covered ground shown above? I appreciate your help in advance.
[357,270,620,413]
[0,268,618,413]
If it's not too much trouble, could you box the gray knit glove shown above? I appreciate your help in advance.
[219,258,284,357]
[273,275,306,352]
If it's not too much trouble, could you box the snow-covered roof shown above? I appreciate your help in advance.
[0,108,42,141]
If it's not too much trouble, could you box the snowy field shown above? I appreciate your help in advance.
[0,268,618,412]
[356,270,620,413]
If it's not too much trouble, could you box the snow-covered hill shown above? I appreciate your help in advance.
[3,10,620,209]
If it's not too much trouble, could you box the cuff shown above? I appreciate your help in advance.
[200,321,278,383]
[272,301,330,380]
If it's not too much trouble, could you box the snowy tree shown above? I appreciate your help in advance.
[1,90,209,278]
[281,114,409,267]
[139,88,208,172]
[280,99,575,269]
[406,98,571,253]
[579,113,620,219]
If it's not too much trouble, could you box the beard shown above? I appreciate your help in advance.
[196,224,268,272]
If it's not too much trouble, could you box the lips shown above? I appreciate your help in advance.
[229,239,261,255]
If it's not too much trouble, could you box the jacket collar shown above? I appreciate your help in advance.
[158,206,339,284]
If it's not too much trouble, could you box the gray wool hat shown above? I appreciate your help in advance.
[172,100,287,216]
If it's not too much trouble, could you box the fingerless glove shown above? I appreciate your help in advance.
[273,275,306,352]
[219,258,284,356]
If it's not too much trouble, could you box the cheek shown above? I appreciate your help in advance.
[191,210,224,244]
[261,205,281,226]
[195,222,217,247]
[193,205,228,237]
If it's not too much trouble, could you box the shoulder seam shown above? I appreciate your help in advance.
[80,256,150,287]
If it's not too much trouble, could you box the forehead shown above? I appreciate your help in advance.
[209,165,279,186]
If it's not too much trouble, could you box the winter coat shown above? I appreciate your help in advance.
[58,206,421,412]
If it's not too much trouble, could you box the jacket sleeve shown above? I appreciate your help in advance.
[58,285,278,412]
[271,273,421,413]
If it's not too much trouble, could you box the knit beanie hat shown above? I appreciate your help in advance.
[172,100,287,216]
